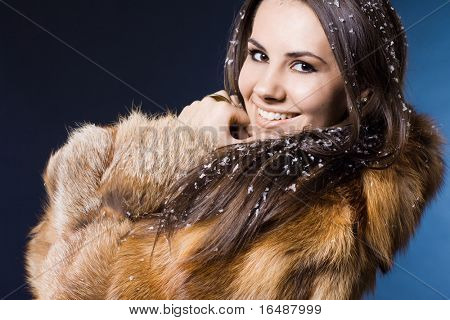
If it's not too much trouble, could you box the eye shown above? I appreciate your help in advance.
[247,49,316,74]
[248,49,268,62]
[292,61,316,73]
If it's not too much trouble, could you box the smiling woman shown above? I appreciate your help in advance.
[25,0,445,299]
[238,0,348,137]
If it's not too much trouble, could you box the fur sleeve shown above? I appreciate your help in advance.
[25,109,217,299]
[99,109,217,218]
[25,117,129,299]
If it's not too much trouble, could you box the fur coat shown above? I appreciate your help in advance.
[25,109,445,299]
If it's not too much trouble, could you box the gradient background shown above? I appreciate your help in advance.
[0,0,448,299]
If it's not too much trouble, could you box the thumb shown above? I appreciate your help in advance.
[238,134,258,144]
[230,95,244,109]
[228,133,258,146]
[229,108,250,126]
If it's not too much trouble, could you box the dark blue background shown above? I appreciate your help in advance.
[1,0,448,299]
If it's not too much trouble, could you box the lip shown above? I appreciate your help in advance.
[252,99,302,129]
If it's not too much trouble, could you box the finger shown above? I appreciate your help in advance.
[230,95,243,108]
[229,108,250,126]
[229,122,250,140]
[222,126,258,147]
[236,124,250,139]
[209,90,233,104]
[229,134,258,146]
[212,89,229,97]
[239,136,257,144]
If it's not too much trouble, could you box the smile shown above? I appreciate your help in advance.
[257,107,299,121]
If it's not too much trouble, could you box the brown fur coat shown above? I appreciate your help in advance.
[25,109,445,299]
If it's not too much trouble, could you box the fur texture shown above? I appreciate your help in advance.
[25,109,445,299]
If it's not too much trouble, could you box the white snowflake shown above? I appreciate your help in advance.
[285,184,297,192]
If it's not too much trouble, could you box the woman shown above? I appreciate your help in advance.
[26,0,445,299]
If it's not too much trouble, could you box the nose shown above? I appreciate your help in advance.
[253,68,286,103]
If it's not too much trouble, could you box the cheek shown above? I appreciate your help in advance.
[294,79,345,109]
[288,82,325,113]
[290,80,347,126]
[238,62,259,112]
[238,63,252,98]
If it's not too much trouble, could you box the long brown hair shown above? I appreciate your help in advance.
[148,0,412,264]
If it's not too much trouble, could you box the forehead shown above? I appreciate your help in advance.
[251,0,330,55]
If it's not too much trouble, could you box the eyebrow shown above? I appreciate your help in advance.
[248,38,327,65]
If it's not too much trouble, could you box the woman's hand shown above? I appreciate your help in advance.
[178,90,254,148]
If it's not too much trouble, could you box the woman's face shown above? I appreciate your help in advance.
[238,0,348,139]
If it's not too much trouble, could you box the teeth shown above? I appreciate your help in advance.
[257,107,297,121]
